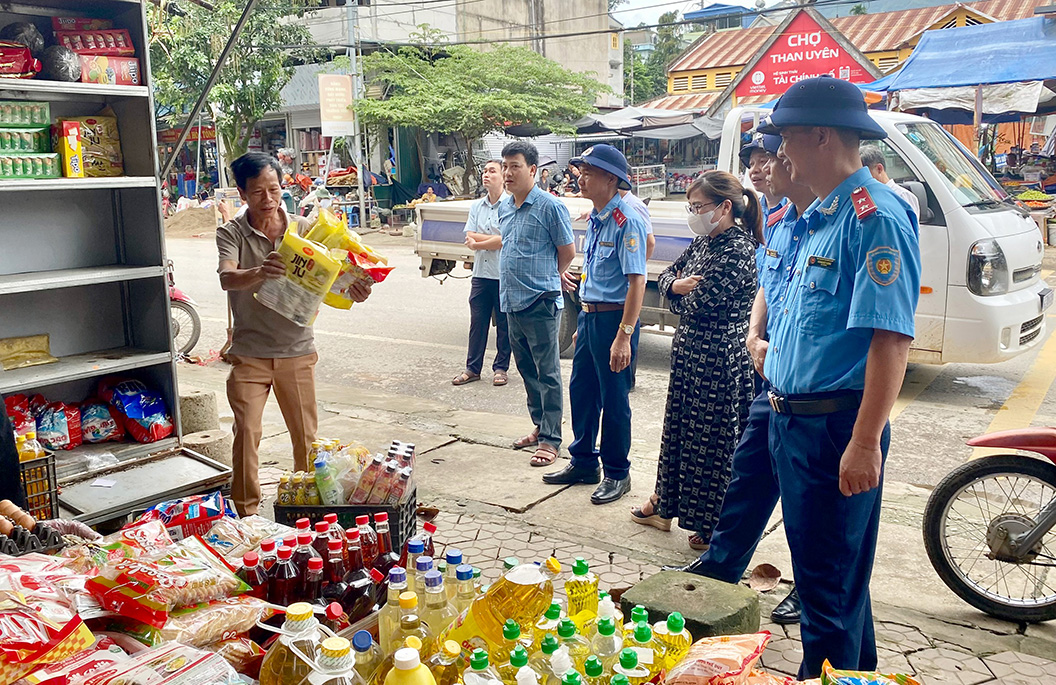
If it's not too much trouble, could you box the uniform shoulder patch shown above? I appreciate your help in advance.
[852,186,878,220]
[766,202,790,228]
[624,231,639,253]
[867,246,900,286]
[612,208,627,228]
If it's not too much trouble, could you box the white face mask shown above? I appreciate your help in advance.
[688,206,721,236]
[319,198,333,209]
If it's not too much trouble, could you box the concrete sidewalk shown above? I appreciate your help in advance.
[178,362,1056,683]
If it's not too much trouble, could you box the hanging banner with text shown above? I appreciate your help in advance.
[735,12,874,99]
[318,73,356,137]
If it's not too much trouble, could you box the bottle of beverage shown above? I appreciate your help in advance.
[611,650,648,685]
[259,539,279,572]
[589,618,622,672]
[652,612,691,671]
[350,455,386,504]
[316,521,335,558]
[24,432,45,459]
[325,512,346,547]
[564,559,598,633]
[622,606,647,639]
[533,603,562,647]
[376,637,424,685]
[352,629,384,684]
[374,512,401,576]
[380,567,409,655]
[238,551,269,600]
[292,472,307,505]
[404,539,426,587]
[269,545,300,606]
[358,515,380,568]
[555,619,590,672]
[259,602,325,685]
[309,636,366,685]
[498,644,531,685]
[294,532,323,592]
[386,468,413,505]
[296,517,314,535]
[342,530,378,622]
[423,570,459,640]
[463,649,503,685]
[323,539,350,605]
[326,602,351,633]
[427,640,464,685]
[440,559,560,657]
[307,481,322,505]
[421,522,438,557]
[385,646,439,685]
[581,658,604,685]
[316,457,342,504]
[625,624,662,680]
[454,564,476,614]
[443,549,464,601]
[301,557,324,603]
[539,645,574,685]
[415,556,435,598]
[559,671,582,685]
[527,634,561,675]
[15,435,27,462]
[278,474,294,506]
[391,592,435,658]
[372,461,401,504]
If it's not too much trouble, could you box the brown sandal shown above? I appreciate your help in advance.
[452,371,481,386]
[689,534,710,551]
[530,444,558,467]
[493,371,508,386]
[630,495,672,531]
[513,430,539,449]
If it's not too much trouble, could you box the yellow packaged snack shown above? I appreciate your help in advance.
[254,227,341,326]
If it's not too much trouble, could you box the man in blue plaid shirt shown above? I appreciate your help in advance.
[498,141,576,467]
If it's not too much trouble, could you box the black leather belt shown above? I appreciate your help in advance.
[581,302,624,313]
[768,390,863,415]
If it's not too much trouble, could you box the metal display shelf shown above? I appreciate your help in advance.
[55,437,179,483]
[0,80,150,100]
[0,177,157,192]
[0,265,164,295]
[0,348,172,394]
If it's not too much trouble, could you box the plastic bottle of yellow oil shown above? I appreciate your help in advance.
[563,559,598,633]
[652,612,691,670]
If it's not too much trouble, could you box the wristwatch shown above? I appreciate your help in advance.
[619,323,635,336]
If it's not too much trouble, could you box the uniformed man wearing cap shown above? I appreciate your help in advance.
[740,133,786,221]
[543,144,648,504]
[757,76,921,676]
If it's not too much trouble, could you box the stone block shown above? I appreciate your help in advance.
[179,390,220,434]
[184,428,234,466]
[620,571,760,640]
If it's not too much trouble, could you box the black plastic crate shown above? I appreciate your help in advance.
[19,452,58,521]
[273,489,416,553]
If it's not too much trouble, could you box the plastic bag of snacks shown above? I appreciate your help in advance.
[0,561,81,625]
[202,517,266,561]
[136,492,235,542]
[80,400,125,444]
[57,114,123,177]
[325,248,395,309]
[76,642,243,685]
[37,401,83,450]
[15,635,130,685]
[97,378,174,444]
[205,637,265,678]
[254,228,341,327]
[60,520,174,575]
[745,671,795,685]
[85,538,249,628]
[0,592,96,684]
[665,632,771,685]
[820,660,921,685]
[108,595,276,648]
[0,40,41,78]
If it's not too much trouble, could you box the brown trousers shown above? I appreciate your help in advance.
[226,352,318,516]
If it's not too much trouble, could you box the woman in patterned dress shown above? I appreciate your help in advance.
[630,170,762,551]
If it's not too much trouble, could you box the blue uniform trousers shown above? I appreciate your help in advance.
[691,386,778,583]
[769,407,888,679]
[568,310,637,479]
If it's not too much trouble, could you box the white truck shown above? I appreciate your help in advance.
[416,108,1052,364]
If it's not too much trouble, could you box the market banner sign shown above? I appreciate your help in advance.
[157,126,216,144]
[735,12,874,99]
[318,73,356,138]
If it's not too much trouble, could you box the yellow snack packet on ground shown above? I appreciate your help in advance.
[254,227,340,326]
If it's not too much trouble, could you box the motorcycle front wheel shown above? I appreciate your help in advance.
[923,454,1056,622]
[170,300,201,356]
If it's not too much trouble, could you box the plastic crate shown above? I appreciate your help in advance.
[19,453,58,521]
[273,489,416,553]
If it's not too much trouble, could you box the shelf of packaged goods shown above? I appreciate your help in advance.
[0,348,172,394]
[0,176,157,192]
[0,265,164,296]
[0,0,144,18]
[0,79,150,101]
[54,437,180,484]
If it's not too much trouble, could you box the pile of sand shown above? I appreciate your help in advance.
[165,207,216,238]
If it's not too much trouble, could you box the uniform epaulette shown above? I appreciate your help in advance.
[612,208,627,227]
[766,202,790,228]
[851,186,878,220]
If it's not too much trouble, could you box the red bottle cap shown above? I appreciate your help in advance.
[316,521,330,534]
[260,539,276,552]
[326,602,343,619]
[296,518,311,530]
[356,515,370,526]
[243,551,259,566]
[284,535,296,547]
[369,568,385,583]
[328,539,343,551]
[346,529,361,542]
[308,557,324,570]
[278,546,293,559]
[324,513,338,524]
[297,532,312,545]
[374,512,389,523]
[424,522,437,535]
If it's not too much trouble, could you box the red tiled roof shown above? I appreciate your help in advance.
[669,26,774,71]
[640,92,720,111]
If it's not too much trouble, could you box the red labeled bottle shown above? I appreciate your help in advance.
[259,538,278,572]
[301,556,324,604]
[268,545,299,606]
[324,512,347,564]
[357,514,380,569]
[325,601,350,633]
[238,551,269,600]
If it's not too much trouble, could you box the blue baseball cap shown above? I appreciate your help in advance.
[758,75,886,140]
[570,144,632,191]
[739,133,782,166]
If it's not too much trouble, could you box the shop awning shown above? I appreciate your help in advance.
[630,116,724,141]
[639,92,720,113]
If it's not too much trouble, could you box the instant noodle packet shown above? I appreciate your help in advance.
[665,632,771,685]
[254,226,341,326]
[107,595,276,648]
[820,660,921,685]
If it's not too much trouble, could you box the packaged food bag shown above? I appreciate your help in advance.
[37,402,82,451]
[60,520,174,575]
[820,660,921,685]
[75,642,243,685]
[17,634,130,685]
[97,378,173,444]
[206,637,265,678]
[254,227,341,326]
[57,113,123,177]
[135,491,235,542]
[665,632,771,685]
[325,248,395,309]
[106,595,276,648]
[80,399,125,443]
[0,593,96,684]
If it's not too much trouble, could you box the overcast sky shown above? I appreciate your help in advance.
[612,0,762,30]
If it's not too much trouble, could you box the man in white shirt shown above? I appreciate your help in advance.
[860,145,921,217]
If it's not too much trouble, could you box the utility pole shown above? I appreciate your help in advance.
[346,4,367,229]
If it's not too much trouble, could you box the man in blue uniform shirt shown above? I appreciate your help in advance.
[756,76,921,678]
[543,145,648,504]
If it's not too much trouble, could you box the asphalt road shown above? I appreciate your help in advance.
[166,231,1056,490]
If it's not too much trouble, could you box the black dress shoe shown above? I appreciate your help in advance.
[771,586,800,625]
[661,559,708,576]
[542,463,601,485]
[590,476,631,504]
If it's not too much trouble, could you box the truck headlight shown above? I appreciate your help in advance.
[967,239,1008,296]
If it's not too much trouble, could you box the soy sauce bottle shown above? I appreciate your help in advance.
[238,551,270,600]
[269,545,300,606]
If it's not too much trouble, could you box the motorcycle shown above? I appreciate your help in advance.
[923,427,1056,622]
[167,259,201,356]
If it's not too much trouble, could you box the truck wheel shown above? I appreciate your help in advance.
[559,294,577,359]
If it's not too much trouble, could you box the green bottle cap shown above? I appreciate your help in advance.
[470,649,489,670]
[472,567,482,579]
[598,591,609,601]
[666,612,685,633]
[630,605,647,623]
[503,619,521,640]
[544,602,562,620]
[633,621,652,643]
[503,557,519,570]
[612,676,630,685]
[572,557,589,576]
[562,671,582,685]
[541,634,560,655]
[510,646,529,668]
[597,617,616,636]
[619,649,638,670]
[584,657,603,678]
[558,618,577,639]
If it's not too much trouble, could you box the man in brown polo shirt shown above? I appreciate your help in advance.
[216,152,370,515]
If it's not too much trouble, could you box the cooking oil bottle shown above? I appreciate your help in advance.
[376,637,425,685]
[586,594,621,641]
[391,592,435,657]
[309,637,367,685]
[463,649,503,685]
[563,559,598,633]
[380,568,410,655]
[581,657,605,685]
[559,670,582,685]
[589,618,622,672]
[622,606,647,639]
[528,634,562,675]
[454,565,477,614]
[611,649,649,685]
[652,612,691,670]
[539,647,574,685]
[426,640,464,685]
[441,558,561,656]
[352,630,384,684]
[498,645,530,685]
[259,602,325,685]
[555,619,591,672]
[533,603,563,647]
[385,645,439,685]
[625,623,662,680]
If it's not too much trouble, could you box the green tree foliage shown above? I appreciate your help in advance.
[148,0,321,161]
[650,11,685,71]
[623,41,663,105]
[609,0,628,10]
[850,4,868,15]
[357,40,607,193]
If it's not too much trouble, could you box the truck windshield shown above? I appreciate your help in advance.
[896,122,1007,207]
